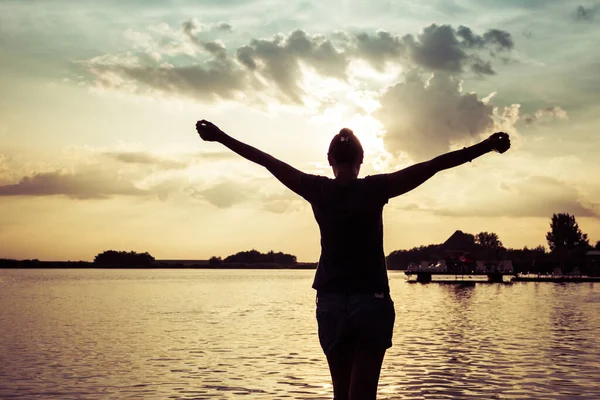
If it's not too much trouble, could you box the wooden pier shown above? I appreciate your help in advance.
[405,271,514,284]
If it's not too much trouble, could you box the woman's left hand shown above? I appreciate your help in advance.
[486,132,511,154]
[196,120,226,142]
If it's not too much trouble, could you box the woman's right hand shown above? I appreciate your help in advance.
[196,120,226,142]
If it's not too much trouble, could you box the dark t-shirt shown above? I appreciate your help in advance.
[299,173,390,293]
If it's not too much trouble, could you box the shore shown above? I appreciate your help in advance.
[0,260,318,269]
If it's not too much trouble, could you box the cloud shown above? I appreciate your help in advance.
[576,5,594,21]
[522,106,568,125]
[350,31,404,71]
[0,168,145,199]
[402,24,512,75]
[87,55,249,102]
[406,176,598,218]
[0,154,7,173]
[104,151,188,169]
[104,150,236,168]
[235,30,348,103]
[182,19,233,34]
[0,147,240,200]
[83,23,514,104]
[187,180,305,212]
[194,151,237,161]
[260,190,304,213]
[374,71,498,159]
[0,154,14,184]
[189,180,250,208]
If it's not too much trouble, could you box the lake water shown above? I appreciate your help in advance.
[1,269,599,399]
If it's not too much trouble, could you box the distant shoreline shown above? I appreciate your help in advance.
[0,260,319,270]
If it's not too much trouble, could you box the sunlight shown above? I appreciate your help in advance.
[347,59,404,90]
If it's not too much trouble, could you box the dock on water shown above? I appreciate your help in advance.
[405,271,514,284]
[512,274,600,283]
[404,271,600,284]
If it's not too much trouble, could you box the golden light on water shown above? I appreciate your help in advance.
[1,269,599,398]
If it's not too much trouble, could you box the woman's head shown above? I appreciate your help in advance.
[328,128,363,178]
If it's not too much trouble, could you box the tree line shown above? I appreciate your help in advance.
[93,250,155,267]
[387,213,599,275]
[208,249,297,266]
[2,212,597,272]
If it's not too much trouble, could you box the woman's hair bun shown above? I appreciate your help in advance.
[339,128,354,137]
[328,127,363,164]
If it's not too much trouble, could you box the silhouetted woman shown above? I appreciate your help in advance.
[195,120,510,400]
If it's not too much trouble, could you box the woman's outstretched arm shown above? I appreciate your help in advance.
[385,132,511,199]
[196,120,305,196]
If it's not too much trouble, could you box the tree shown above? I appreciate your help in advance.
[208,256,222,266]
[595,241,600,250]
[94,250,155,266]
[223,249,297,265]
[474,232,503,248]
[546,213,589,252]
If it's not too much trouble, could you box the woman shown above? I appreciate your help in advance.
[195,120,510,399]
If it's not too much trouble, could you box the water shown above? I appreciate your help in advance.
[1,269,599,399]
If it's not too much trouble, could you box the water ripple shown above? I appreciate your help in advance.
[1,269,599,399]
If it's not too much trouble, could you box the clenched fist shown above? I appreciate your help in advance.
[196,120,226,142]
[486,132,511,154]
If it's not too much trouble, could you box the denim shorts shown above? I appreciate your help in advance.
[315,291,395,356]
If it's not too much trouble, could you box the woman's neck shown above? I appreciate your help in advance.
[333,166,359,183]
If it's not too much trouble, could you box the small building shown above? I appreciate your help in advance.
[585,251,600,276]
[441,230,479,274]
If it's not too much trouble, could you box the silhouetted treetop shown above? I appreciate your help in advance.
[209,256,223,266]
[221,249,297,265]
[546,213,589,252]
[94,250,155,266]
[474,232,503,249]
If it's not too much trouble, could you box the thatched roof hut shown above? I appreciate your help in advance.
[441,230,479,252]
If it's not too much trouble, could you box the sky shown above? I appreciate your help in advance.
[1,0,599,262]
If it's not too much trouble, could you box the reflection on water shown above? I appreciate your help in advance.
[1,269,599,399]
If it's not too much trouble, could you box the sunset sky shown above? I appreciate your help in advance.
[1,0,599,262]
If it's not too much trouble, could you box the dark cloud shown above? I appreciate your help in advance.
[0,169,145,199]
[234,30,348,102]
[482,29,514,50]
[85,24,513,104]
[375,71,494,159]
[351,24,513,75]
[89,60,248,102]
[404,24,512,73]
[181,19,233,34]
[216,22,233,32]
[576,5,594,21]
[405,24,465,73]
[352,31,404,71]
[471,59,495,75]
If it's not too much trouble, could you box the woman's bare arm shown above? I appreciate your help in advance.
[385,132,510,199]
[196,120,305,196]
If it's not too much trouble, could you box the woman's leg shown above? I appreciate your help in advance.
[349,347,386,400]
[325,341,354,400]
[316,292,353,399]
[345,292,394,400]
